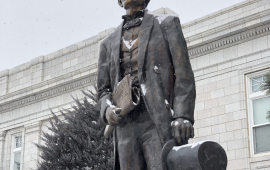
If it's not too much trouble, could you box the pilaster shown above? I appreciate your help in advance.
[22,122,41,170]
[0,131,7,170]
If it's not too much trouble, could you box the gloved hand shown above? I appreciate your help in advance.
[171,118,195,145]
[105,106,122,126]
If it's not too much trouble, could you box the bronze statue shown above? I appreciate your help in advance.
[97,0,196,169]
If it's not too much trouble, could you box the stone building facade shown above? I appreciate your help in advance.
[1,0,270,169]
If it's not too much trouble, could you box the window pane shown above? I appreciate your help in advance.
[252,76,264,92]
[254,124,270,154]
[253,97,270,125]
[253,76,263,85]
[15,136,22,148]
[13,152,21,170]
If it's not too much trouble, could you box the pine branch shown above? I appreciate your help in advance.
[261,73,270,94]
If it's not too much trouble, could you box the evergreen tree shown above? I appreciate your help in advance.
[36,88,113,170]
[261,73,270,95]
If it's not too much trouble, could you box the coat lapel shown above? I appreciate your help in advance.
[111,12,153,85]
[138,12,154,82]
[112,21,124,87]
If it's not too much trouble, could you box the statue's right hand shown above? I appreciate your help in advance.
[105,106,122,126]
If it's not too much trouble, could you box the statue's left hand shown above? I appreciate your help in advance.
[172,118,195,145]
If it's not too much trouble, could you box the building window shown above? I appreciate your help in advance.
[10,135,22,170]
[247,73,270,156]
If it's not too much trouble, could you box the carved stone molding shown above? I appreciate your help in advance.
[189,23,270,58]
[24,121,42,134]
[185,6,270,50]
[256,165,270,170]
[0,64,97,102]
[0,74,97,113]
[0,131,6,140]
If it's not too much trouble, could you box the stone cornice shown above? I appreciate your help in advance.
[186,8,270,48]
[0,64,97,103]
[24,122,41,130]
[188,22,270,58]
[0,73,97,113]
[182,0,259,28]
[24,121,42,134]
[192,48,270,83]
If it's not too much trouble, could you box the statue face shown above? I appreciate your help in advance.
[121,0,145,9]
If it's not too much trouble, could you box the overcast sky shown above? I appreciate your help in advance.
[0,0,245,71]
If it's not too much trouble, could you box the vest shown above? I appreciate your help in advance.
[120,26,140,86]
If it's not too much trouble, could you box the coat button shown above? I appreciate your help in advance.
[154,66,160,74]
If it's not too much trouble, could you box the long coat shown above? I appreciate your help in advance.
[97,11,196,169]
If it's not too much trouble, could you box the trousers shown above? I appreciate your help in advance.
[116,109,163,170]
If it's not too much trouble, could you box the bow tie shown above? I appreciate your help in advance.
[123,18,142,30]
[122,11,144,30]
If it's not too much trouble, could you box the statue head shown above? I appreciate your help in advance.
[118,0,150,9]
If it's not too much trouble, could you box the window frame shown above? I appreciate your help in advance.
[246,69,270,157]
[10,134,22,170]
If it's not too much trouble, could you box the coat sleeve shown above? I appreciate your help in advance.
[162,16,196,124]
[97,40,112,124]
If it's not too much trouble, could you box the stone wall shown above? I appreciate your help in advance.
[184,1,270,169]
[190,34,270,170]
[1,1,270,169]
